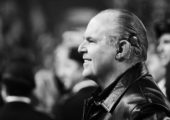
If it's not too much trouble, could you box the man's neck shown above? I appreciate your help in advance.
[98,62,133,90]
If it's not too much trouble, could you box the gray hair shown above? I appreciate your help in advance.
[98,9,148,61]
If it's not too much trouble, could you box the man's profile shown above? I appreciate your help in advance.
[78,9,170,120]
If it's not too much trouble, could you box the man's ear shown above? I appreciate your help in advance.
[115,40,131,61]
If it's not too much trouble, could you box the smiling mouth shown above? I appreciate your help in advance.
[84,60,89,63]
[83,58,92,63]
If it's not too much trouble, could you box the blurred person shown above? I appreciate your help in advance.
[33,69,58,118]
[154,17,170,101]
[52,8,98,120]
[29,5,58,118]
[146,43,166,95]
[0,1,27,49]
[0,61,53,120]
[78,9,170,120]
[54,43,97,120]
[29,4,56,69]
[0,1,38,69]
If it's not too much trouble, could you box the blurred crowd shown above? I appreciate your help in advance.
[0,0,170,120]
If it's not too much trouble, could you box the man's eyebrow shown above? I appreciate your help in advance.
[83,36,92,41]
[86,37,92,41]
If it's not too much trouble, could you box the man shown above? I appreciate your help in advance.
[154,18,170,100]
[78,9,170,120]
[0,61,53,120]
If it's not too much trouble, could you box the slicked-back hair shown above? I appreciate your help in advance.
[98,9,148,61]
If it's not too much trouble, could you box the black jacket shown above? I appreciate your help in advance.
[0,101,53,120]
[83,62,170,120]
[53,84,97,120]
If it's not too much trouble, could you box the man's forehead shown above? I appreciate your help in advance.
[94,10,120,23]
[84,11,120,37]
[84,18,106,38]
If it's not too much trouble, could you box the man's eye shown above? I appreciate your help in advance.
[87,38,95,43]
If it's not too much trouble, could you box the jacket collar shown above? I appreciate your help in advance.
[92,62,149,112]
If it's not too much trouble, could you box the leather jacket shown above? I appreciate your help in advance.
[83,62,170,120]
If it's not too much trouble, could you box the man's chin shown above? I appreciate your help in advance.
[82,72,97,81]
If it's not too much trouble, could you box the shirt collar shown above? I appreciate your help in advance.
[5,96,31,104]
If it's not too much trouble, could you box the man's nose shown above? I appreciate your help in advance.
[78,41,87,53]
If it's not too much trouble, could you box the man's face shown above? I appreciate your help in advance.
[157,33,170,66]
[78,18,117,80]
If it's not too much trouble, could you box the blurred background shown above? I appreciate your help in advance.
[0,0,170,120]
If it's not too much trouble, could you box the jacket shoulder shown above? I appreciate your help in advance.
[124,76,170,119]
